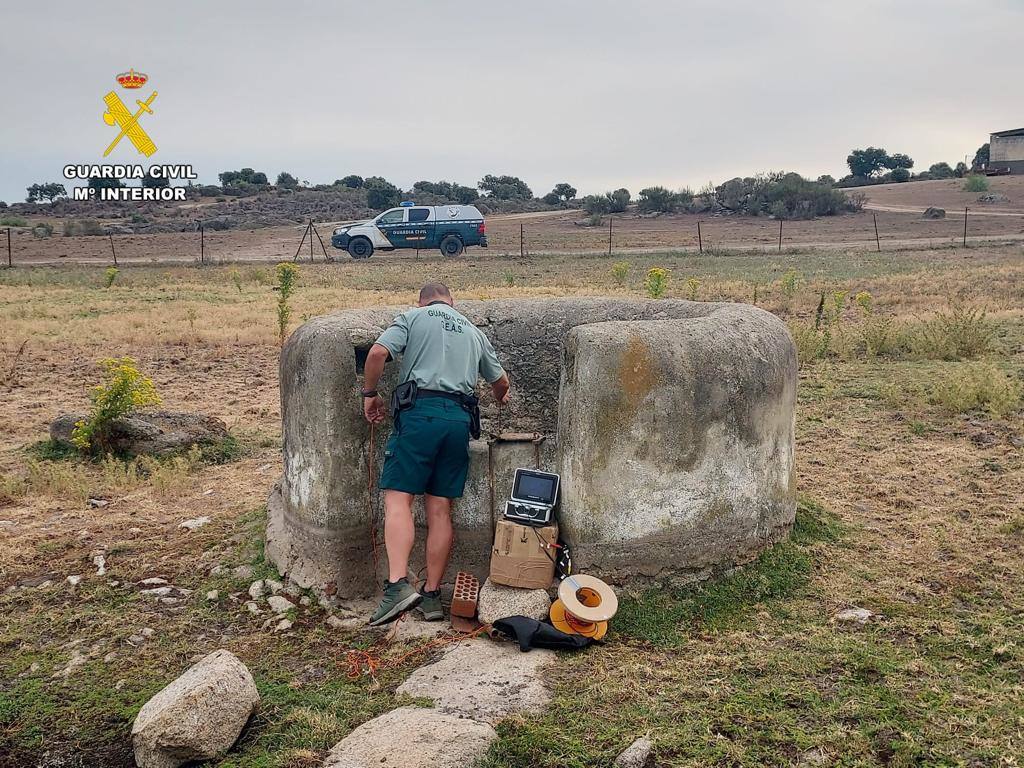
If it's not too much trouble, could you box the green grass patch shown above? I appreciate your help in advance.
[613,497,841,648]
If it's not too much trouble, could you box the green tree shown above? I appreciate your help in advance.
[637,186,678,213]
[219,168,268,186]
[365,177,401,210]
[888,153,914,170]
[972,143,989,168]
[477,174,533,200]
[816,175,835,186]
[954,161,968,178]
[889,168,911,183]
[26,182,68,203]
[276,172,299,189]
[336,175,364,188]
[546,183,576,204]
[928,162,954,179]
[581,195,611,216]
[88,177,124,195]
[846,147,913,179]
[412,180,477,204]
[141,172,169,189]
[606,188,630,212]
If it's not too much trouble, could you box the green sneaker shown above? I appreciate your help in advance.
[368,579,422,626]
[418,589,444,621]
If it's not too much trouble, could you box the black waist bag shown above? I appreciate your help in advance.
[395,383,482,440]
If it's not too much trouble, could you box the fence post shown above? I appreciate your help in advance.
[310,219,314,262]
[608,216,612,256]
[697,221,703,254]
[108,233,118,266]
[200,223,205,264]
[520,223,524,258]
[873,213,881,252]
[963,207,969,247]
[778,218,783,252]
[6,228,10,268]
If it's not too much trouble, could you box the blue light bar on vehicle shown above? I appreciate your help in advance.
[399,201,415,207]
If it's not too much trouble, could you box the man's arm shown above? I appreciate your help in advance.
[362,343,390,424]
[490,373,510,405]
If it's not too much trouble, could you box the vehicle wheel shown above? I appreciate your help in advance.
[439,235,464,257]
[348,238,373,259]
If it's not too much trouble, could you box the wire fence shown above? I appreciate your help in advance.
[2,207,1021,269]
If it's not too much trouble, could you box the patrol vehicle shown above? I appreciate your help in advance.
[331,203,487,259]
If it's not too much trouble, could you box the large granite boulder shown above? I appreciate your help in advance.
[131,649,259,768]
[50,410,228,456]
[267,297,797,598]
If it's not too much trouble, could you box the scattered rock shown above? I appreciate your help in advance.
[36,580,54,589]
[244,601,261,615]
[51,650,87,678]
[209,565,226,576]
[834,607,874,624]
[977,193,1010,204]
[396,639,555,723]
[128,527,143,534]
[66,575,82,587]
[267,595,293,614]
[206,590,219,601]
[614,737,654,768]
[179,516,212,532]
[264,578,284,595]
[299,595,311,607]
[922,207,946,219]
[51,410,229,457]
[477,578,551,625]
[274,619,293,632]
[327,614,363,631]
[140,577,169,587]
[93,555,107,576]
[248,580,266,600]
[323,706,497,768]
[232,565,254,581]
[141,628,156,639]
[131,649,259,768]
[140,586,175,598]
[87,498,109,508]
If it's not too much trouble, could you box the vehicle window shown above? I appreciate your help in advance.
[377,209,405,224]
[408,208,430,223]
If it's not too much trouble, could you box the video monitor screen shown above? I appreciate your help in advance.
[513,470,558,504]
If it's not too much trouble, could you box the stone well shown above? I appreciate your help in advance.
[266,298,797,599]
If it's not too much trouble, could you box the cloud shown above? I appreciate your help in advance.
[0,0,1020,202]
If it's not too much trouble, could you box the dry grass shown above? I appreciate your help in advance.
[0,243,1022,766]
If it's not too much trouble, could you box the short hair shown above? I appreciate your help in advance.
[419,282,452,303]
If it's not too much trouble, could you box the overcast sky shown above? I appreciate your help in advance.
[1,0,1021,203]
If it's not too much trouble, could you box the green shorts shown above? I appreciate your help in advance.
[379,397,472,499]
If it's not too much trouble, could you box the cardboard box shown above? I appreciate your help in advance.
[489,520,558,589]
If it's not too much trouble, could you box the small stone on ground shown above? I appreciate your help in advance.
[477,577,551,625]
[614,736,654,768]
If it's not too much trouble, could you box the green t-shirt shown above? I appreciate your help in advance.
[375,303,505,395]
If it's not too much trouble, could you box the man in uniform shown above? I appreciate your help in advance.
[361,282,510,625]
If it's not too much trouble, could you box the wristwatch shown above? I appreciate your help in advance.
[360,388,379,398]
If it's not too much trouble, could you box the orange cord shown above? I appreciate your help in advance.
[344,618,490,681]
[367,421,381,572]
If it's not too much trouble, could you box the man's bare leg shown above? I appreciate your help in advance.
[423,494,454,591]
[383,490,415,583]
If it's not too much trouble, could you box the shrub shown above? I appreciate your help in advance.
[714,172,858,218]
[912,304,998,360]
[963,175,989,192]
[31,222,54,239]
[780,269,800,302]
[928,363,1021,418]
[1,216,28,227]
[103,267,118,288]
[275,262,300,345]
[610,261,630,287]
[581,195,610,216]
[637,187,678,214]
[606,188,631,213]
[685,277,700,300]
[71,357,162,453]
[644,267,669,299]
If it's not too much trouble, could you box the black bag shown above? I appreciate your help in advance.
[492,616,594,652]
